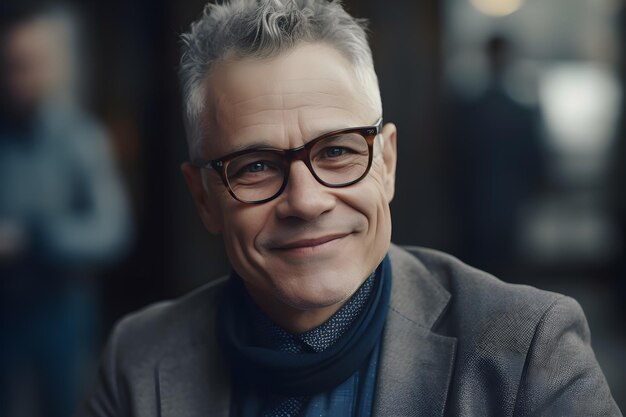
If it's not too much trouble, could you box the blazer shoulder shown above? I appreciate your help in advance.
[391,246,621,415]
[397,244,562,312]
[391,244,570,349]
[110,276,229,364]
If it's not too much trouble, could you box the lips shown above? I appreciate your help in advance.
[273,233,349,251]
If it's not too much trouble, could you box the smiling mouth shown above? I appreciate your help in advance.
[274,233,350,251]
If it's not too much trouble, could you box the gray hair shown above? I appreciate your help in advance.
[179,0,382,159]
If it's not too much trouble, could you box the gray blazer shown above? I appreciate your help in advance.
[78,244,621,416]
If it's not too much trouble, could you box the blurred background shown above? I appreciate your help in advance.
[0,0,624,415]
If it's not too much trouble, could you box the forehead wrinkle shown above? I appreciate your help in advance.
[276,75,373,113]
[229,89,349,107]
[226,73,360,106]
[219,105,369,139]
[231,90,359,115]
[216,109,363,155]
[234,104,356,123]
[276,76,356,94]
[282,93,362,114]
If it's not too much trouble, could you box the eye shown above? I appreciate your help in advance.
[323,147,348,158]
[227,151,284,183]
[231,159,282,179]
[232,160,280,178]
[244,161,269,173]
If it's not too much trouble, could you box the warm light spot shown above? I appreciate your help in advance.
[470,0,525,16]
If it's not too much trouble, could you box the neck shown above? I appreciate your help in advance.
[246,289,348,334]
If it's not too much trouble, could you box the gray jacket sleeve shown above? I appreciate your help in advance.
[514,296,622,416]
[75,286,225,417]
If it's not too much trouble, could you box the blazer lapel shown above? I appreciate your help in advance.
[156,280,232,417]
[158,343,231,417]
[373,245,457,417]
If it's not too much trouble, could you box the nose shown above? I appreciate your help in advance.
[274,160,336,221]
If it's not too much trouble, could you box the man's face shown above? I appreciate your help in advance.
[184,43,397,314]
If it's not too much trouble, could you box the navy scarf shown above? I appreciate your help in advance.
[216,255,392,397]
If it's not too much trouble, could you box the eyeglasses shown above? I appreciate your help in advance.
[193,118,383,204]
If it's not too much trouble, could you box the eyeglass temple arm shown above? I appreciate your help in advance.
[193,159,223,170]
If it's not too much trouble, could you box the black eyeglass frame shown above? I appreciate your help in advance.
[193,118,383,204]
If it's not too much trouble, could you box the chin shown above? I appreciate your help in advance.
[276,275,358,311]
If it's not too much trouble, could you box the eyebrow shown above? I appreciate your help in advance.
[218,120,374,158]
[222,141,284,154]
[222,127,333,154]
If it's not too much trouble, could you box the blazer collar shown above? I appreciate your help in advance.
[157,279,232,417]
[158,344,230,417]
[372,244,457,417]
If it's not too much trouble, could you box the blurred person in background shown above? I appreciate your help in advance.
[451,35,544,275]
[0,4,131,417]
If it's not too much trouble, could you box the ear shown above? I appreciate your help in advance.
[380,122,397,203]
[181,162,223,235]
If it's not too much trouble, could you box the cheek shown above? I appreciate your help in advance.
[356,170,392,239]
[340,178,392,240]
[343,165,390,219]
[219,204,273,258]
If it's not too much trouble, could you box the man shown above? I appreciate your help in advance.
[78,0,621,416]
